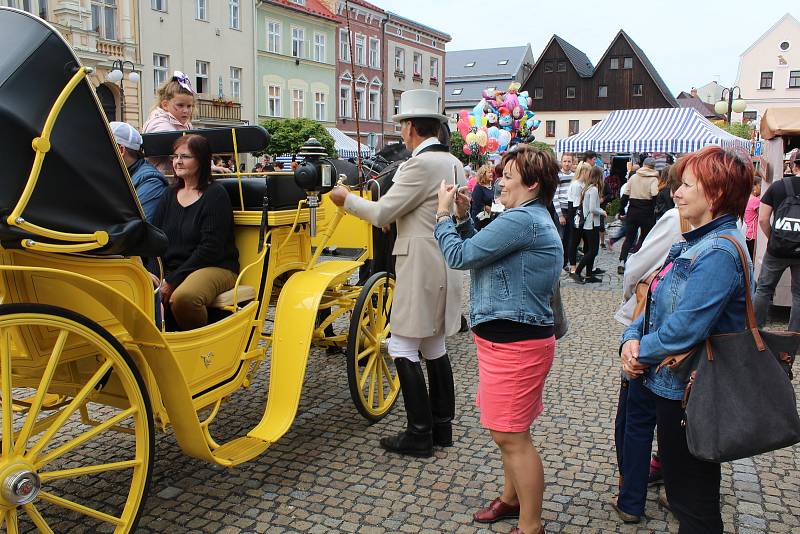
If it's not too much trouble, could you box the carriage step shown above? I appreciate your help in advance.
[212,436,271,466]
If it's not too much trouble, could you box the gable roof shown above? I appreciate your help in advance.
[592,30,677,107]
[338,0,385,14]
[446,46,532,81]
[267,0,337,22]
[676,94,722,119]
[554,36,594,77]
[385,11,451,41]
[740,13,800,57]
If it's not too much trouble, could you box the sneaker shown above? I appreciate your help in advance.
[648,454,663,485]
[610,499,641,524]
[569,272,585,285]
[617,262,625,275]
[590,268,606,275]
[585,275,602,283]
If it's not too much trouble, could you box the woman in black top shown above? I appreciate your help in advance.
[152,134,239,330]
[470,165,495,230]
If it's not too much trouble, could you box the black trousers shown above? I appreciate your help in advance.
[575,227,599,276]
[619,209,655,263]
[562,208,575,267]
[655,396,723,534]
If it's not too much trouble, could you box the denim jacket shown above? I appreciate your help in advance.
[620,214,751,400]
[434,200,562,327]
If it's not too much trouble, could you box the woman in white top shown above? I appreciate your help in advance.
[567,162,591,272]
[571,166,606,283]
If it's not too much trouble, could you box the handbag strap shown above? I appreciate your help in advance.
[717,234,765,351]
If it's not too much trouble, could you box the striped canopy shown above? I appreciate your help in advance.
[556,108,752,154]
[326,127,373,159]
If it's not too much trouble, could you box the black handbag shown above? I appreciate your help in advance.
[664,234,800,462]
[551,278,568,340]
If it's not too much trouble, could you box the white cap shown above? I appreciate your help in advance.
[110,121,143,151]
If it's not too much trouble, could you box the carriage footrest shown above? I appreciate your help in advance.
[212,436,271,466]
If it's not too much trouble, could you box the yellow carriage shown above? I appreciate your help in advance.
[0,7,397,532]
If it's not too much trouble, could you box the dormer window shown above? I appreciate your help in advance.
[452,88,463,95]
[498,59,509,65]
[465,61,476,67]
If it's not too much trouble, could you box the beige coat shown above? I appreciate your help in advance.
[344,145,465,338]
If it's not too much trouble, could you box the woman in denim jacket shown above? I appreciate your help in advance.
[435,146,562,534]
[619,146,754,533]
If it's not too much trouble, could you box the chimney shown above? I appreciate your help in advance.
[690,87,697,98]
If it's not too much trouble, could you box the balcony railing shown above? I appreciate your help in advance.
[96,39,124,56]
[196,98,243,123]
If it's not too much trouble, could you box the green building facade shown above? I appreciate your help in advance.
[256,2,337,126]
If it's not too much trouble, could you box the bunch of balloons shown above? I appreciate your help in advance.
[456,82,541,156]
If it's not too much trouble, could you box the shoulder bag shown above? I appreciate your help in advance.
[659,234,800,462]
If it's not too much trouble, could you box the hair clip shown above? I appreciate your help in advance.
[172,71,196,94]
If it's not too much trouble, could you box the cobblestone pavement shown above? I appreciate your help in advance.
[22,244,800,533]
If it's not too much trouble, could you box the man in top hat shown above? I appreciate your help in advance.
[330,89,465,458]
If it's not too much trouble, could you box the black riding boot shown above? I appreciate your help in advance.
[426,355,455,447]
[379,358,433,457]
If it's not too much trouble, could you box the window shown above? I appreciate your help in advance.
[355,87,366,119]
[91,0,117,40]
[292,89,305,118]
[288,0,305,4]
[369,91,380,120]
[229,0,239,30]
[8,0,31,12]
[742,111,757,123]
[557,61,566,72]
[569,120,579,135]
[430,57,439,80]
[780,41,790,51]
[544,62,553,73]
[632,84,643,97]
[340,85,352,118]
[546,120,555,137]
[339,29,350,61]
[498,59,509,65]
[610,57,619,70]
[789,70,800,89]
[393,92,401,116]
[292,27,305,58]
[153,54,169,89]
[623,57,633,69]
[598,85,608,98]
[314,33,326,62]
[38,0,47,19]
[151,0,166,11]
[452,88,463,95]
[760,71,773,89]
[229,67,241,99]
[195,0,206,21]
[268,85,281,117]
[533,87,543,99]
[195,60,209,94]
[369,38,380,68]
[314,92,326,121]
[354,34,365,65]
[566,86,576,99]
[267,21,281,53]
[394,48,405,73]
[464,61,475,67]
[592,120,601,126]
[413,53,422,77]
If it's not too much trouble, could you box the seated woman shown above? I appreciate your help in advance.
[152,134,239,330]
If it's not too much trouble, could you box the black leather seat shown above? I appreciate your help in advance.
[216,175,307,211]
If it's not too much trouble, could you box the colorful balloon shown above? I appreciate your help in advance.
[487,138,499,152]
[476,130,488,147]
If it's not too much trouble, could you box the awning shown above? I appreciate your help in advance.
[556,108,752,154]
[760,107,800,140]
[326,127,373,159]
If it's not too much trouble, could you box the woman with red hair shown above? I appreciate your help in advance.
[618,146,753,532]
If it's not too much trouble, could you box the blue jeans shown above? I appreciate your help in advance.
[614,377,657,516]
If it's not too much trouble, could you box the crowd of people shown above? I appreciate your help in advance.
[109,77,799,532]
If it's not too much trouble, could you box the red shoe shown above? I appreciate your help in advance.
[509,528,545,534]
[473,497,520,523]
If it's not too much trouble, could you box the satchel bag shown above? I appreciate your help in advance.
[659,234,800,462]
[551,278,568,340]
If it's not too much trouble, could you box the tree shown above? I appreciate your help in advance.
[719,122,752,140]
[528,141,555,156]
[257,118,337,157]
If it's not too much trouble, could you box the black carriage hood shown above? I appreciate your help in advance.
[0,8,167,257]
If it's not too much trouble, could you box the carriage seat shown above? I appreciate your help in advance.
[216,176,307,211]
[209,284,256,309]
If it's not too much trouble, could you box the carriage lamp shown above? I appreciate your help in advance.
[294,137,333,237]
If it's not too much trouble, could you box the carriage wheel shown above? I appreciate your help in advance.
[0,304,153,533]
[346,272,399,422]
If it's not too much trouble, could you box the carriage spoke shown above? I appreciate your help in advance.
[39,459,141,482]
[1,330,13,460]
[359,324,377,345]
[22,503,53,534]
[5,508,18,534]
[34,407,137,470]
[25,360,113,461]
[38,491,124,526]
[374,356,383,407]
[14,330,69,456]
[356,345,375,361]
[379,356,397,395]
[367,364,377,408]
[358,356,377,390]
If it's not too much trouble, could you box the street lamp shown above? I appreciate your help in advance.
[714,86,747,125]
[106,59,140,122]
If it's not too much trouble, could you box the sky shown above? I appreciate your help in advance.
[375,0,795,97]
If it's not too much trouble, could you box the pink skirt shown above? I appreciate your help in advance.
[474,333,555,432]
